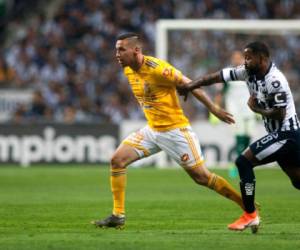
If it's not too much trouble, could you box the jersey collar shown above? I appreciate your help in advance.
[264,62,273,77]
[254,62,273,81]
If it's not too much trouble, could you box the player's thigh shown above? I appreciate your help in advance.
[277,148,300,181]
[157,127,210,179]
[118,126,161,166]
[279,163,300,182]
[247,132,289,166]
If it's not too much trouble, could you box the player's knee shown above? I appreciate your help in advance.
[235,155,246,169]
[110,155,127,169]
[291,180,300,190]
[195,177,208,186]
[235,155,252,170]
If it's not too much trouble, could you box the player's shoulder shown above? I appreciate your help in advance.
[144,55,167,69]
[265,63,288,88]
[265,63,287,84]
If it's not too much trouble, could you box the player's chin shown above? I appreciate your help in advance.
[118,61,126,68]
[245,66,257,75]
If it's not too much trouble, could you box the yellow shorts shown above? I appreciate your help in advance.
[122,125,204,169]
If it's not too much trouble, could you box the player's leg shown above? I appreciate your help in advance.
[279,129,300,189]
[227,148,260,232]
[110,143,140,217]
[229,132,290,232]
[92,127,160,228]
[91,143,140,228]
[184,163,244,209]
[280,164,300,190]
[277,141,300,190]
[156,127,244,209]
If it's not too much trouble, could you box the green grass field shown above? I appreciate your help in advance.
[0,165,300,250]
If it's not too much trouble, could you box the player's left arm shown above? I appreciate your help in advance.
[247,79,287,120]
[180,75,235,124]
[247,95,286,120]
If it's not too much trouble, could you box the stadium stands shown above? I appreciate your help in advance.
[0,0,299,123]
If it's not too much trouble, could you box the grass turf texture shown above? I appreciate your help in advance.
[0,166,299,250]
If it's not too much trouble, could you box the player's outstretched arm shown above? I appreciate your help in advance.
[178,75,235,124]
[192,88,235,124]
[177,71,222,97]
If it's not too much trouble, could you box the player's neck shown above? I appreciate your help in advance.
[130,54,144,71]
[257,61,271,79]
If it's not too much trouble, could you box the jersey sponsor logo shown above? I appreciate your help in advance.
[256,132,279,148]
[143,82,156,102]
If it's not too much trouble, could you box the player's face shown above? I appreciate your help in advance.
[244,48,261,75]
[115,39,137,68]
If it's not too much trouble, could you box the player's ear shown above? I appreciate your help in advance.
[134,46,141,54]
[259,54,267,63]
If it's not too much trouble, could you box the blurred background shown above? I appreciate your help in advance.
[0,0,299,166]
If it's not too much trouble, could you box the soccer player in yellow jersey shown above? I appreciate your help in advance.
[92,33,244,229]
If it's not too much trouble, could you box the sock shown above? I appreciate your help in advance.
[111,168,127,216]
[235,155,256,213]
[208,173,244,209]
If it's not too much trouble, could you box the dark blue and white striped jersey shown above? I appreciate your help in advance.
[221,63,300,132]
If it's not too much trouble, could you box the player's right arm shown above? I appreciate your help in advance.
[177,72,222,98]
[180,75,235,124]
[177,65,247,96]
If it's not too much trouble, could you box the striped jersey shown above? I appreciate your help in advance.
[221,63,300,132]
[123,55,190,131]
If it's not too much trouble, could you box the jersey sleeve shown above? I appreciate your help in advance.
[221,65,247,82]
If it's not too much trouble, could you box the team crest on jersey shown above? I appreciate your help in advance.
[181,153,189,162]
[271,80,281,88]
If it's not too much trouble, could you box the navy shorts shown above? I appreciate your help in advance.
[249,129,300,166]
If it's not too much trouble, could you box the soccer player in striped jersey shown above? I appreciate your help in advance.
[91,33,246,229]
[213,51,256,178]
[177,41,300,233]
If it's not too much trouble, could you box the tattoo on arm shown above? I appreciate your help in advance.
[190,71,222,90]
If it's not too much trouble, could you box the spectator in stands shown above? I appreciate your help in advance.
[1,0,300,123]
[0,55,15,85]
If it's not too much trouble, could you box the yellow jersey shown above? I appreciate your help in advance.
[124,55,190,131]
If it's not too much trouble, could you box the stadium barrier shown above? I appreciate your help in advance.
[0,121,265,167]
[0,123,118,166]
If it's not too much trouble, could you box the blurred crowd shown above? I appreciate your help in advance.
[169,31,300,118]
[0,0,299,123]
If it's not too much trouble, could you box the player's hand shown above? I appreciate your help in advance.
[176,85,190,101]
[247,96,260,112]
[211,107,235,124]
